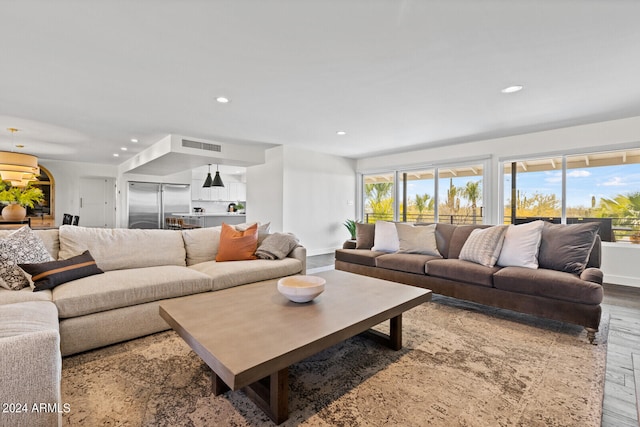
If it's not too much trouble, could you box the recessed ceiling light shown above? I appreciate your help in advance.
[216,97,230,103]
[501,85,524,94]
[336,131,347,136]
[121,147,128,151]
[113,153,119,157]
[130,138,138,143]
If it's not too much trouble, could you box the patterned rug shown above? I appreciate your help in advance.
[61,295,608,426]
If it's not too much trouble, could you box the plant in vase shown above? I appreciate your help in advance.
[343,219,360,240]
[0,180,45,221]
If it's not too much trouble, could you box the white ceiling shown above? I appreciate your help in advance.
[1,0,640,168]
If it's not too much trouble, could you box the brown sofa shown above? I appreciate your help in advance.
[335,222,603,343]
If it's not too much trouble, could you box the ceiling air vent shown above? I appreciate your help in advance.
[182,139,222,152]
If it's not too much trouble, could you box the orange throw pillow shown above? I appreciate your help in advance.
[215,222,258,262]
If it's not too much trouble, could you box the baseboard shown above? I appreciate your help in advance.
[604,274,640,288]
[306,248,337,257]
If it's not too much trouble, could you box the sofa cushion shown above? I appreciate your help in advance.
[182,226,221,266]
[426,259,500,287]
[434,223,457,259]
[493,266,603,305]
[0,229,61,260]
[335,249,386,267]
[0,287,52,306]
[375,253,437,275]
[447,225,490,259]
[371,221,399,253]
[0,301,59,338]
[396,223,441,257]
[459,225,508,267]
[20,250,104,292]
[0,228,59,260]
[538,222,599,274]
[53,266,213,318]
[497,220,544,269]
[215,223,258,262]
[355,222,375,249]
[189,258,303,291]
[58,226,187,271]
[0,226,54,290]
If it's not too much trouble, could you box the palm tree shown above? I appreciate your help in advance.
[462,181,482,224]
[414,193,432,222]
[364,182,394,222]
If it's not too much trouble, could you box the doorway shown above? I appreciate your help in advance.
[79,178,116,228]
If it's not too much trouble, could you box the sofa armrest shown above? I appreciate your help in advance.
[0,301,62,427]
[0,330,62,427]
[580,267,603,285]
[288,246,307,274]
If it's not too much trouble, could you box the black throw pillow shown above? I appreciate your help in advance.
[20,250,104,292]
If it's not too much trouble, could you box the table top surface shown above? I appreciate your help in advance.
[159,269,431,389]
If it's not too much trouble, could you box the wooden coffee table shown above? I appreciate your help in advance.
[159,269,431,424]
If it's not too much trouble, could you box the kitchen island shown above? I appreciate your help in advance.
[171,213,246,228]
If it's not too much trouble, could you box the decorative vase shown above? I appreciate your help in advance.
[1,204,27,221]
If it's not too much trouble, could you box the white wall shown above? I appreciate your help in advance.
[248,146,357,255]
[39,159,118,226]
[247,147,284,232]
[357,115,640,286]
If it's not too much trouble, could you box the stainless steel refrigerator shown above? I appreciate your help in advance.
[127,182,191,229]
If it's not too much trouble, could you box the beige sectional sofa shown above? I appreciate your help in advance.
[0,225,305,427]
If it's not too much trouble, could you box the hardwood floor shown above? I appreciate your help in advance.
[307,254,640,426]
[602,283,640,426]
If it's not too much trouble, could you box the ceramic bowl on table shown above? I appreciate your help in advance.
[277,275,326,303]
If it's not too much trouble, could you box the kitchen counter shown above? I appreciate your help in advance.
[171,213,246,228]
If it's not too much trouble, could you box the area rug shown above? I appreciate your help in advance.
[61,296,608,426]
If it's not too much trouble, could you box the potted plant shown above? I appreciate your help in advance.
[343,219,359,240]
[0,180,45,221]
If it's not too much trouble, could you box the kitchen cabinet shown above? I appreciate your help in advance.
[191,179,246,202]
[228,182,246,201]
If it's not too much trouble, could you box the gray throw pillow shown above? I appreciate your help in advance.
[459,225,508,267]
[538,222,600,274]
[0,226,54,290]
[355,223,375,249]
[396,223,441,257]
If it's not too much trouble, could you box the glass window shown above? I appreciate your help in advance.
[503,148,640,242]
[438,164,483,225]
[503,157,562,225]
[567,150,640,242]
[398,169,435,223]
[363,172,395,223]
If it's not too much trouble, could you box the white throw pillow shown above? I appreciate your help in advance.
[396,223,441,257]
[371,221,399,253]
[497,220,545,269]
[459,225,508,268]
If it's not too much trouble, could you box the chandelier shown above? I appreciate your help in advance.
[0,128,40,187]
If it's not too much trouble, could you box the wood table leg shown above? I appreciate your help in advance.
[362,314,403,350]
[243,367,289,424]
[212,372,230,396]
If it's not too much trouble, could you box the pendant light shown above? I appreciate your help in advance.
[0,128,40,187]
[202,164,213,187]
[212,164,224,187]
